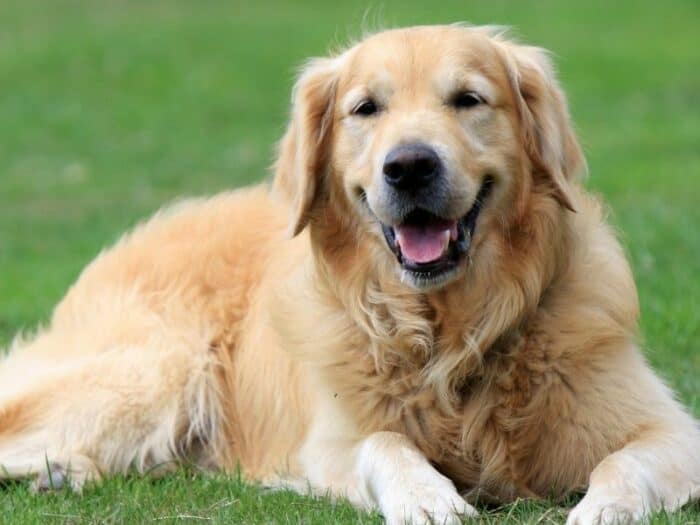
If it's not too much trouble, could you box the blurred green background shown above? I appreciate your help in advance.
[0,1,698,523]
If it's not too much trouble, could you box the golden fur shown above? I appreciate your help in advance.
[1,25,698,524]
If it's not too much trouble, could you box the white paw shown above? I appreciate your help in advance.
[30,456,100,494]
[567,493,645,525]
[32,462,68,492]
[381,475,477,525]
[357,432,477,524]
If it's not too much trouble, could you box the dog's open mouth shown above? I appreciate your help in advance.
[381,177,494,282]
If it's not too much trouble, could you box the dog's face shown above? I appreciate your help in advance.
[275,26,584,290]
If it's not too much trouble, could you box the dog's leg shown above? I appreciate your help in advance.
[566,423,700,525]
[292,427,476,525]
[355,431,477,525]
[0,336,223,491]
[559,348,700,525]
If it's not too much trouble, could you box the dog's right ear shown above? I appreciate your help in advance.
[274,57,340,237]
[496,40,586,212]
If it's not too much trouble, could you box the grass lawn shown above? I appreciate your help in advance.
[1,0,698,523]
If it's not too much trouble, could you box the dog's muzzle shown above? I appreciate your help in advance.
[380,176,494,286]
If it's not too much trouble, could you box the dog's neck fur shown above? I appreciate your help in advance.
[305,185,573,413]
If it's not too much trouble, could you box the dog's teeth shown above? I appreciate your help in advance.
[442,230,450,250]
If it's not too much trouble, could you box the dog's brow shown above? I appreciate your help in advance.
[436,71,496,103]
[341,78,394,114]
[341,87,371,114]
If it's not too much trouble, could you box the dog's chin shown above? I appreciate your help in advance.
[399,263,463,290]
[377,176,494,291]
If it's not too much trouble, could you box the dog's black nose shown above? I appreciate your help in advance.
[383,143,441,190]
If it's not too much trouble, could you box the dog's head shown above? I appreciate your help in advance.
[275,25,584,290]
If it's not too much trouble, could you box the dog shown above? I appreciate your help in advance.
[1,25,698,525]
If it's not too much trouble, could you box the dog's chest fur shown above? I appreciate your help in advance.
[322,305,574,502]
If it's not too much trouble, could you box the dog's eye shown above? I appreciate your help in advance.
[352,99,379,116]
[451,91,484,109]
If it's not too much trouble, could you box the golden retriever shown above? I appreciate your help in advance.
[1,25,698,525]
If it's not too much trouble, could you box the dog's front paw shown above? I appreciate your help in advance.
[567,493,644,525]
[381,474,477,525]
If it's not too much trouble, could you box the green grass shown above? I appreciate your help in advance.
[1,0,698,523]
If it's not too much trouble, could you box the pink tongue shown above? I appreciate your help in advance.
[395,221,457,264]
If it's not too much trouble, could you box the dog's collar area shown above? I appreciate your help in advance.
[381,176,494,282]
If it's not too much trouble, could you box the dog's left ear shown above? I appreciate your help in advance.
[274,57,340,237]
[499,42,586,211]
